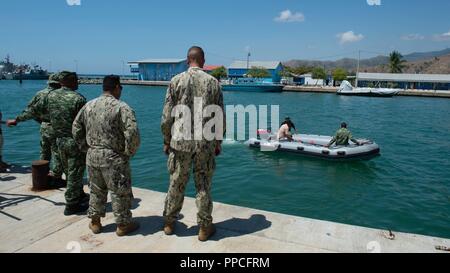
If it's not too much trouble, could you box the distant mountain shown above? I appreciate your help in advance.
[362,53,450,74]
[403,48,450,62]
[283,48,450,73]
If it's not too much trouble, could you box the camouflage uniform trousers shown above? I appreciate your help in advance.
[56,137,86,206]
[40,123,63,177]
[163,150,216,227]
[87,161,133,225]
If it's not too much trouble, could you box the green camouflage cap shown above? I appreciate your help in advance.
[59,71,77,81]
[48,73,62,85]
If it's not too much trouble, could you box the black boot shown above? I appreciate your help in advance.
[64,202,89,216]
[47,175,67,189]
[80,192,90,204]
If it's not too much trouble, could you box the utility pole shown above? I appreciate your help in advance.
[122,60,125,78]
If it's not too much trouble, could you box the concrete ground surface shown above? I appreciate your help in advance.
[1,167,449,253]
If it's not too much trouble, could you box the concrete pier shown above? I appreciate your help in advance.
[283,86,338,93]
[2,168,449,253]
[283,86,450,98]
[78,79,450,98]
[79,78,170,86]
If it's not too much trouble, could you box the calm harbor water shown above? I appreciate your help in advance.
[1,80,449,238]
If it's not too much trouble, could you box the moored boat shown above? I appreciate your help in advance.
[337,80,400,97]
[221,78,284,92]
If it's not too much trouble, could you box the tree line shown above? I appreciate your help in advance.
[208,51,406,81]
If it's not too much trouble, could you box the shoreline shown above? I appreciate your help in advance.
[78,79,450,98]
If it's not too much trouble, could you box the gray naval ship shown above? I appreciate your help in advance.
[0,55,49,80]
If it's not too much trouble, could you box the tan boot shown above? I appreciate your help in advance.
[198,224,216,242]
[89,217,102,234]
[116,221,140,237]
[164,221,175,235]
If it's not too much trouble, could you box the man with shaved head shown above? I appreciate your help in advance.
[161,46,225,242]
[188,46,205,63]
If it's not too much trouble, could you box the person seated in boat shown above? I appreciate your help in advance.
[277,117,296,142]
[326,122,361,147]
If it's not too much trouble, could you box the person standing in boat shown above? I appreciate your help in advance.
[326,122,361,147]
[277,117,296,141]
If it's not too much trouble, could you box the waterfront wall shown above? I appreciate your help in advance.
[78,79,450,98]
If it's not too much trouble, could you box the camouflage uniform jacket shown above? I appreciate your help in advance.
[73,94,140,168]
[46,86,86,138]
[16,86,57,123]
[161,67,225,154]
[329,128,358,146]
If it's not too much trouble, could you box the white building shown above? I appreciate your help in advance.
[357,73,450,90]
[300,73,324,86]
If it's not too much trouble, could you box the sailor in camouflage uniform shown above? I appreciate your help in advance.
[7,73,63,179]
[73,75,141,236]
[46,71,88,215]
[161,46,225,242]
[326,122,361,147]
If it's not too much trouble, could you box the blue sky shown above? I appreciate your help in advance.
[1,0,449,74]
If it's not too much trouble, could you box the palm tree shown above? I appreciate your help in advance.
[389,51,406,73]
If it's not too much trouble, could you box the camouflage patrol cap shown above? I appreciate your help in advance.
[59,71,77,81]
[48,73,62,85]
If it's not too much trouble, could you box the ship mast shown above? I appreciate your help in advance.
[355,50,361,87]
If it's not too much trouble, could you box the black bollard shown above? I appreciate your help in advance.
[32,160,50,191]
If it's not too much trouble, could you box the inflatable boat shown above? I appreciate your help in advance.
[246,130,380,160]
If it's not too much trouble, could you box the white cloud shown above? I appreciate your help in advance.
[66,0,81,6]
[274,10,305,23]
[401,34,425,41]
[367,0,381,6]
[433,30,450,41]
[336,31,364,44]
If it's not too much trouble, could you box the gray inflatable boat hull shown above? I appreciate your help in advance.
[246,133,380,160]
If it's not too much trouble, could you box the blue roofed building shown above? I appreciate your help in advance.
[128,59,188,81]
[228,61,284,83]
